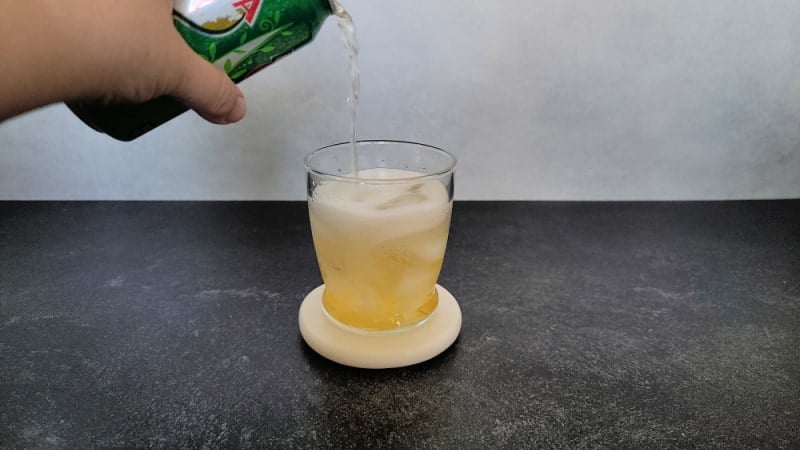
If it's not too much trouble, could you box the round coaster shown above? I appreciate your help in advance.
[299,284,462,369]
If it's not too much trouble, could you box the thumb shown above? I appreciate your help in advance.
[171,51,247,124]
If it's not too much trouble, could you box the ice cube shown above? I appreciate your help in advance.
[375,189,427,210]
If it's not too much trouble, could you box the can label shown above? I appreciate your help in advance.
[173,0,329,82]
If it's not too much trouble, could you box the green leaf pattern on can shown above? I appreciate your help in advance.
[225,22,298,79]
[173,0,329,81]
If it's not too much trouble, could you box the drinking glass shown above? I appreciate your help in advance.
[305,140,456,332]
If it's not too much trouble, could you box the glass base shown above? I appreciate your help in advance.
[299,284,462,369]
[321,299,436,336]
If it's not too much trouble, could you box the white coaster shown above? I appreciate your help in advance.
[299,284,462,369]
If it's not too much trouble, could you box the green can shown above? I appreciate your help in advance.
[68,0,333,141]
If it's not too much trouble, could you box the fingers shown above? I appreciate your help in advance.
[171,49,248,124]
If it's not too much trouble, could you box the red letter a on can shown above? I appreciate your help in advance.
[232,0,261,25]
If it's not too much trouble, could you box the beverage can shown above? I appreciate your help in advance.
[68,0,333,141]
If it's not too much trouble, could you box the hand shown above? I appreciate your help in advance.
[0,0,247,124]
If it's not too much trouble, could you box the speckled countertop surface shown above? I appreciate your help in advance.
[1,201,798,449]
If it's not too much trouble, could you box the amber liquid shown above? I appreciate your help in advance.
[309,169,452,331]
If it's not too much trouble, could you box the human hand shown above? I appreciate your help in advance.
[1,0,246,123]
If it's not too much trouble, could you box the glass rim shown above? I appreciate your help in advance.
[304,140,457,183]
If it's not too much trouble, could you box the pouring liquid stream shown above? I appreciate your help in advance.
[331,0,360,177]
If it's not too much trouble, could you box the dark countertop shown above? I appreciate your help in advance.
[1,201,798,449]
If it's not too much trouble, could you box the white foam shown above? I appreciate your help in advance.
[309,169,451,241]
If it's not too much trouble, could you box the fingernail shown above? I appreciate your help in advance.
[226,96,247,123]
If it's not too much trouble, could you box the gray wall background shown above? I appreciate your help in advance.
[1,0,799,200]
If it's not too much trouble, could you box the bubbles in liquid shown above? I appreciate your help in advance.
[308,168,452,331]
